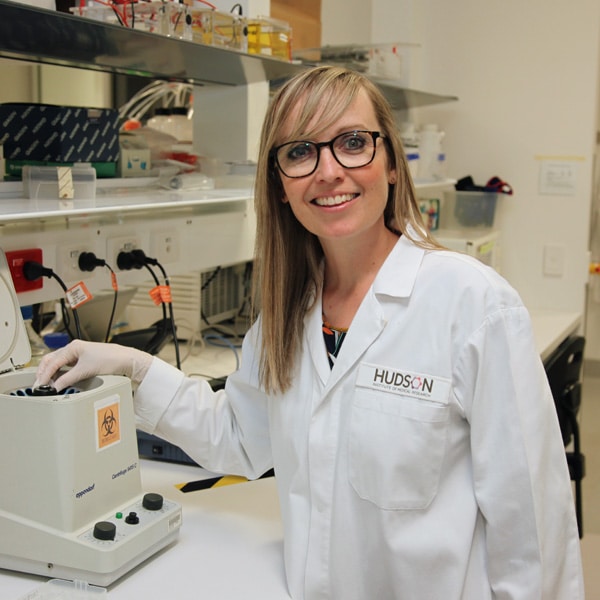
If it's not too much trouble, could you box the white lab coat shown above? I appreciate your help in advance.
[135,234,584,600]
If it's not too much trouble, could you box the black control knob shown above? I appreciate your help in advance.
[143,492,164,511]
[93,521,116,541]
[125,511,139,524]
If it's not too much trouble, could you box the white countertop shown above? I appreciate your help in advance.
[529,309,582,362]
[0,307,582,599]
[1,461,288,600]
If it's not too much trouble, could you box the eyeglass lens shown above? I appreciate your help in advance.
[275,130,380,178]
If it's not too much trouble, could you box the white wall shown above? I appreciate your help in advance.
[414,1,598,311]
[321,1,371,46]
[323,0,600,357]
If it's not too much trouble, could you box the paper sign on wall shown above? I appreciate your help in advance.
[538,157,582,196]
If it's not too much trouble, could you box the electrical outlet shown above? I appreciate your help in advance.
[106,236,140,271]
[543,244,565,277]
[6,248,44,293]
[57,244,92,282]
[150,231,180,264]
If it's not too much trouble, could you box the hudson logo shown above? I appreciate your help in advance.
[373,368,434,394]
[357,363,451,403]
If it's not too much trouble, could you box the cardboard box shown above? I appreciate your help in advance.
[0,103,119,164]
[271,0,321,50]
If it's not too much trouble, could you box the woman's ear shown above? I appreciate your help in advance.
[388,169,397,185]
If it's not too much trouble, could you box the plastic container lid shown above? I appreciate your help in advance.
[170,106,188,116]
[43,331,70,350]
[20,305,33,320]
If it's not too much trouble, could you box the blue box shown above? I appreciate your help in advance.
[0,103,119,164]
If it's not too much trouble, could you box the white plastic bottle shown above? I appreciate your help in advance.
[418,124,445,181]
[169,106,193,142]
[146,108,172,133]
[399,122,420,180]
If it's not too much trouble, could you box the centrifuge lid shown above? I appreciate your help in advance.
[0,250,31,373]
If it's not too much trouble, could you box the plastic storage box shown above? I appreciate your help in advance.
[440,190,499,229]
[22,164,96,200]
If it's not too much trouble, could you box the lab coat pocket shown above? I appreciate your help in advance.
[348,390,449,510]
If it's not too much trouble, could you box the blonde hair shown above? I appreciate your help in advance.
[252,65,441,393]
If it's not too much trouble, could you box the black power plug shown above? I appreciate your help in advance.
[78,252,106,272]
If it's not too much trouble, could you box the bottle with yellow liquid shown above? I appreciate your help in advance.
[246,16,292,61]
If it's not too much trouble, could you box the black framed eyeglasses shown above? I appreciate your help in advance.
[272,130,384,178]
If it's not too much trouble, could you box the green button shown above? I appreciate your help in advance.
[116,512,123,519]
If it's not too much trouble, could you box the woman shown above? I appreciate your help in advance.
[36,66,583,599]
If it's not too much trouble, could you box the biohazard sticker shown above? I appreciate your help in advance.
[95,394,121,451]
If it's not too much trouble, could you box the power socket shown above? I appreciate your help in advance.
[6,248,44,293]
[543,244,565,277]
[106,236,140,272]
[57,245,93,282]
[150,231,180,264]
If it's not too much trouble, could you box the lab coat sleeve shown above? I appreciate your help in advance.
[133,324,273,480]
[455,306,584,599]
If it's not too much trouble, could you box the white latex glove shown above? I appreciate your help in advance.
[34,339,153,391]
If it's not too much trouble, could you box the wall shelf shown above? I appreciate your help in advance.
[0,180,252,224]
[370,79,458,110]
[0,3,457,108]
[292,44,458,110]
[0,0,305,86]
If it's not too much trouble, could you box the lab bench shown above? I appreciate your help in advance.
[1,461,288,599]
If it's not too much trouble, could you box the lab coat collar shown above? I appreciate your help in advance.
[306,292,330,387]
[372,229,426,299]
[305,227,427,390]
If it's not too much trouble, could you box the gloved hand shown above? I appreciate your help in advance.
[34,339,153,391]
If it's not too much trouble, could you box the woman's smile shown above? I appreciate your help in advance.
[312,193,359,207]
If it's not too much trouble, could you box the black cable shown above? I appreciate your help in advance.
[79,252,119,342]
[23,261,83,340]
[118,251,166,342]
[130,250,181,369]
[200,266,221,326]
[110,3,126,27]
[103,266,119,343]
[118,250,181,368]
[59,298,78,341]
[151,258,181,370]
